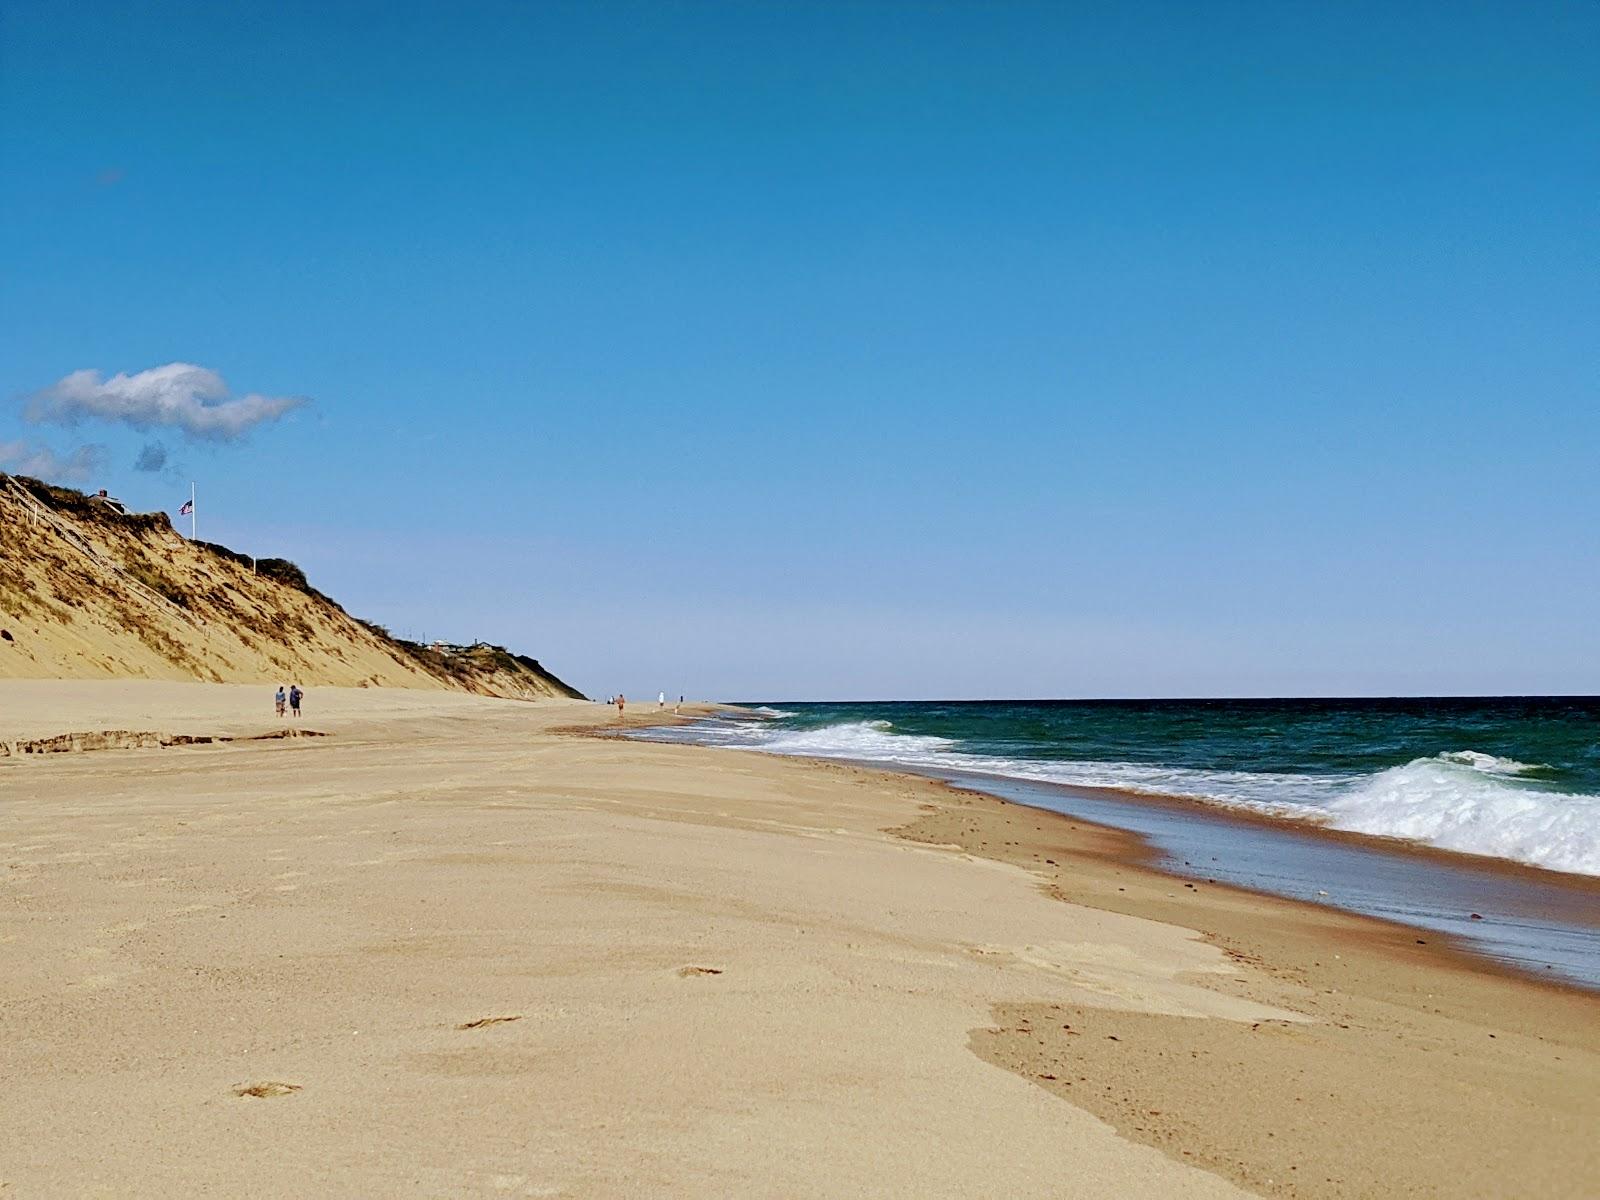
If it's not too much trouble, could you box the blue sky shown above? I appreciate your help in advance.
[2,1,1596,699]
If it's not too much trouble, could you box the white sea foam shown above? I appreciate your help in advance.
[1323,755,1600,875]
[700,718,1341,810]
[1435,750,1546,776]
[652,718,1600,877]
[753,706,799,718]
[757,719,958,759]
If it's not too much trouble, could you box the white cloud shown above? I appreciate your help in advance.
[0,440,104,484]
[28,363,307,441]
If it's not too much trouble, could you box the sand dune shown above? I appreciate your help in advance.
[0,475,580,699]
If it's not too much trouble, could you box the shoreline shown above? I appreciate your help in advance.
[16,691,1600,895]
[924,771,1597,999]
[618,718,1600,997]
[657,707,1600,888]
[981,770,1600,892]
[4,681,1596,1198]
[622,711,1600,990]
[605,720,1599,1196]
[926,767,1600,990]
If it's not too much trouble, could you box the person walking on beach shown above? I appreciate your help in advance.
[275,685,286,718]
[658,691,665,709]
[289,684,303,719]
[616,693,626,720]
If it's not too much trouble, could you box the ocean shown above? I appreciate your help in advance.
[632,697,1600,986]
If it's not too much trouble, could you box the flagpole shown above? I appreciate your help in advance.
[190,482,196,540]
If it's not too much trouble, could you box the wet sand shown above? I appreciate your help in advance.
[887,775,1599,1197]
[2,681,1596,1197]
[922,770,1600,989]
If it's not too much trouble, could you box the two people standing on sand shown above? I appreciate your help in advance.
[275,685,304,718]
[610,692,683,716]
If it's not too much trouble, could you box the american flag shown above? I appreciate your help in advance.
[178,499,194,515]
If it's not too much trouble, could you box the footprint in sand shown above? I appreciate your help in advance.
[677,966,724,977]
[233,1081,300,1098]
[457,1015,523,1029]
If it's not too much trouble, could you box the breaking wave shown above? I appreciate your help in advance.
[757,719,957,759]
[1324,755,1600,875]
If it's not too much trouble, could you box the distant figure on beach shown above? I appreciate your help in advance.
[289,684,303,718]
[675,695,683,713]
[274,686,286,718]
[616,693,626,720]
[658,691,665,709]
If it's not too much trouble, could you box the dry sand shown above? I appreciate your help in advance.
[1,682,1596,1198]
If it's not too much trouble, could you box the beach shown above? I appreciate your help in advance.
[639,700,1600,987]
[2,682,1596,1198]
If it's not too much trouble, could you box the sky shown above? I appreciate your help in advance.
[2,1,1596,700]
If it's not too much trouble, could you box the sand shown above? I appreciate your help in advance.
[2,682,1596,1198]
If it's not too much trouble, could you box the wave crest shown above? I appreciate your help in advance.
[1435,750,1546,776]
[1324,753,1599,875]
[756,720,956,759]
